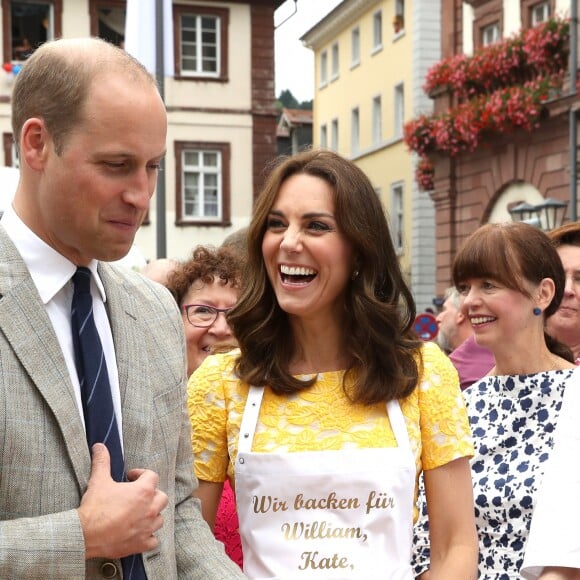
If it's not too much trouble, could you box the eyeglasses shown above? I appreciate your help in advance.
[182,304,233,328]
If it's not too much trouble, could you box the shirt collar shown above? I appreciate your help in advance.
[1,204,107,304]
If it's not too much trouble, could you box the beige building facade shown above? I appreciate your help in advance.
[0,0,280,262]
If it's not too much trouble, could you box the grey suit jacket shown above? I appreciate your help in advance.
[0,226,245,579]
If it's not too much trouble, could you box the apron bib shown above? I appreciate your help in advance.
[235,386,416,579]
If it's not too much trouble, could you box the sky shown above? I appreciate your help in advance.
[274,0,343,103]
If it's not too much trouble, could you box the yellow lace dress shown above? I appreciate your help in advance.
[187,341,473,521]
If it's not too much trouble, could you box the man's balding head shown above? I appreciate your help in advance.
[12,37,157,155]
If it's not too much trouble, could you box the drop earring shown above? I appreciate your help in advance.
[533,307,542,316]
[351,270,359,281]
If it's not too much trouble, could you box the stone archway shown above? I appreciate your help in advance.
[487,182,545,224]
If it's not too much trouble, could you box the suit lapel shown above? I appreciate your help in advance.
[0,228,90,490]
[99,264,153,470]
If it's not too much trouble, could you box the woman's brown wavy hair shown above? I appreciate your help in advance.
[229,149,422,405]
[452,221,574,362]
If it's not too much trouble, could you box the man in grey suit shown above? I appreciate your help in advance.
[0,38,245,578]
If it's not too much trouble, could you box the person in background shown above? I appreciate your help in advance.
[188,149,477,579]
[436,286,494,389]
[546,222,580,364]
[0,37,244,578]
[165,245,244,568]
[13,36,33,60]
[166,245,242,378]
[221,226,249,257]
[413,222,576,579]
[141,257,179,286]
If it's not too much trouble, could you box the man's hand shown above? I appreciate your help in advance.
[78,443,169,560]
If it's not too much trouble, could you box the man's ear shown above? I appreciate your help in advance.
[456,310,466,325]
[20,117,50,171]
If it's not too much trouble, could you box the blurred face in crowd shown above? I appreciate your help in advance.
[181,279,239,376]
[546,244,580,360]
[436,295,459,353]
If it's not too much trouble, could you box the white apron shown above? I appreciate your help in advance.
[235,386,416,580]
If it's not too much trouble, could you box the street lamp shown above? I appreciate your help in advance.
[508,201,540,222]
[533,198,569,231]
[508,198,568,231]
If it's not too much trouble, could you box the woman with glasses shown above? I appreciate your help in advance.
[166,244,244,568]
[187,150,477,578]
[167,245,242,377]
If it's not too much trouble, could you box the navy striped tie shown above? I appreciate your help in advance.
[71,266,147,579]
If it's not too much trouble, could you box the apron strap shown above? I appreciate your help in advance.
[238,385,264,453]
[386,398,413,456]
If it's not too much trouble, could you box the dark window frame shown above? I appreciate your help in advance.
[174,141,231,226]
[470,0,503,50]
[88,0,126,47]
[173,4,229,83]
[521,0,554,28]
[3,0,63,63]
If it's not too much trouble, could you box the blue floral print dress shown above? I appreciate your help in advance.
[412,369,575,579]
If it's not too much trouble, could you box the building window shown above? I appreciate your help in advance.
[471,0,503,50]
[351,26,360,67]
[331,118,338,152]
[393,0,405,34]
[372,95,382,146]
[394,83,404,139]
[89,1,125,47]
[320,124,328,148]
[531,1,550,25]
[391,182,404,254]
[331,42,339,80]
[174,5,228,81]
[372,10,383,53]
[320,50,328,87]
[4,1,63,63]
[351,107,360,155]
[175,141,231,225]
[481,22,500,46]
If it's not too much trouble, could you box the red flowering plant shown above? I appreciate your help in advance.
[416,74,560,156]
[405,17,570,189]
[416,157,435,191]
[423,18,569,99]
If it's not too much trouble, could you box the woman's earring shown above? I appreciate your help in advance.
[351,270,359,281]
[533,307,542,316]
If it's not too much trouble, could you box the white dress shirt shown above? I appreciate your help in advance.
[0,204,124,439]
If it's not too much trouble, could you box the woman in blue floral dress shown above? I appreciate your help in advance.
[413,222,577,579]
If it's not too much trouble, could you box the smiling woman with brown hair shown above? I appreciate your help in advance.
[188,149,477,579]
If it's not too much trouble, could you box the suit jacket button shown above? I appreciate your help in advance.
[100,562,119,578]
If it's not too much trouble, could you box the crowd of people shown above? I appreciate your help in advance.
[1,35,579,580]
